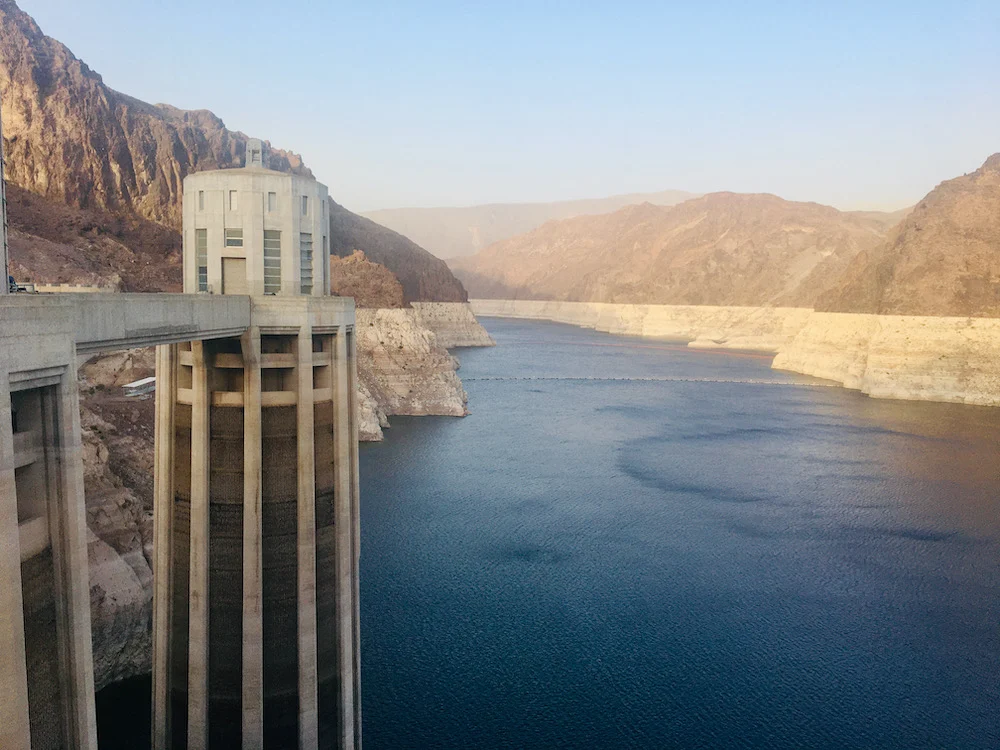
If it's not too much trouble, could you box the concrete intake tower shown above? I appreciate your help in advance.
[153,141,361,749]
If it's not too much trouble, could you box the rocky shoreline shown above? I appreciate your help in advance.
[471,299,1000,407]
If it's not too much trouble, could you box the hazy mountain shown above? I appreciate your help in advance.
[818,154,1000,317]
[362,189,699,260]
[0,0,466,300]
[328,198,466,302]
[450,192,894,308]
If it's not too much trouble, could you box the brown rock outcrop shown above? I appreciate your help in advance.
[329,198,468,304]
[0,0,308,227]
[6,184,181,290]
[818,154,1000,317]
[330,250,405,308]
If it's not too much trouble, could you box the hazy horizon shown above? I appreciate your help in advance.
[16,0,999,213]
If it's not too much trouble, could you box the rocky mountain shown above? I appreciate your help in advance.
[0,0,307,226]
[451,192,894,308]
[6,183,181,290]
[0,0,468,301]
[330,250,405,308]
[362,189,698,260]
[328,198,467,303]
[818,154,1000,317]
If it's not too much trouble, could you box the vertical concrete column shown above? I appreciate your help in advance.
[297,324,319,750]
[54,362,99,749]
[187,341,211,750]
[241,329,264,749]
[152,344,177,750]
[333,327,358,749]
[0,373,30,750]
[348,329,363,748]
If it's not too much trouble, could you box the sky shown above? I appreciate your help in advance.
[15,0,1000,213]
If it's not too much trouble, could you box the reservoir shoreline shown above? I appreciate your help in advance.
[470,299,1000,407]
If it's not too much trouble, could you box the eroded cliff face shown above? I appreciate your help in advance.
[772,313,1000,405]
[472,299,1000,406]
[818,154,1000,317]
[0,0,308,227]
[354,309,468,441]
[78,350,156,690]
[411,302,497,349]
[471,299,811,352]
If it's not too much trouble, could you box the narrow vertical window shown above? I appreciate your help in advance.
[198,191,205,211]
[263,230,281,294]
[268,192,277,212]
[322,236,329,294]
[195,229,208,292]
[301,195,309,216]
[224,229,243,247]
[229,190,238,211]
[299,232,313,294]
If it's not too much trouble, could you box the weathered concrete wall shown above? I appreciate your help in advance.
[183,168,330,297]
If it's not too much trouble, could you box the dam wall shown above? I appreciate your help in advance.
[470,299,1000,407]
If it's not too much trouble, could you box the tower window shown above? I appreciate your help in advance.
[225,229,243,247]
[322,236,329,293]
[268,192,277,212]
[263,230,281,294]
[300,233,313,294]
[195,229,208,292]
[198,191,205,211]
[229,190,238,211]
[301,196,309,216]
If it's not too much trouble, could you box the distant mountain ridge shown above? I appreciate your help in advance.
[362,189,699,259]
[0,0,466,300]
[451,192,895,308]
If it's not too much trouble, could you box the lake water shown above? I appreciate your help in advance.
[359,317,1000,749]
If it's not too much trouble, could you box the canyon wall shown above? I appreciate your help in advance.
[772,313,1000,406]
[354,308,469,442]
[471,299,812,351]
[411,302,497,349]
[472,299,1000,407]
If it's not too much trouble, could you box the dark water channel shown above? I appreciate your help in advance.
[359,318,1000,749]
[97,317,1000,748]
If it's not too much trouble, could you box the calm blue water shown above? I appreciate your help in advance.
[359,318,1000,750]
